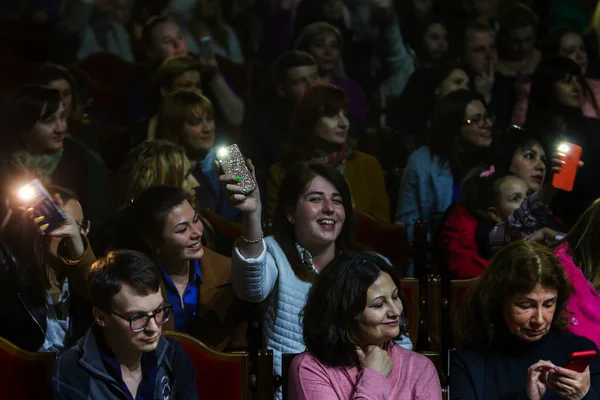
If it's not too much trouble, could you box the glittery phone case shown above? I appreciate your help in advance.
[216,144,257,193]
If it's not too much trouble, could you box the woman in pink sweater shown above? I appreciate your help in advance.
[552,198,600,348]
[288,253,441,399]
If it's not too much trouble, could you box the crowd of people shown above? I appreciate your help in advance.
[2,0,600,399]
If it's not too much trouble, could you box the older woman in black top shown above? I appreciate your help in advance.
[451,241,600,400]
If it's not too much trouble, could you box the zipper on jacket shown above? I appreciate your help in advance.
[18,292,45,338]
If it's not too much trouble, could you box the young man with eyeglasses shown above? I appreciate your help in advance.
[52,249,198,400]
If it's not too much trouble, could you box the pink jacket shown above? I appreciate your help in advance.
[511,78,600,125]
[288,343,441,400]
[554,243,600,348]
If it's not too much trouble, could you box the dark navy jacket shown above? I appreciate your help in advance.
[51,329,199,400]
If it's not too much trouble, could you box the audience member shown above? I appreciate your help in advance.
[266,83,390,223]
[452,241,600,399]
[140,54,244,144]
[0,183,95,353]
[411,15,450,69]
[512,27,600,125]
[294,22,366,130]
[51,249,198,399]
[58,0,135,62]
[492,3,541,133]
[115,186,249,350]
[243,51,319,188]
[142,15,188,64]
[289,252,441,399]
[221,163,411,391]
[185,0,245,65]
[30,63,103,157]
[437,125,550,279]
[526,57,600,227]
[395,89,492,239]
[387,64,472,154]
[459,23,497,106]
[118,140,199,206]
[155,90,241,222]
[552,199,600,348]
[461,166,558,260]
[398,0,436,51]
[0,85,113,226]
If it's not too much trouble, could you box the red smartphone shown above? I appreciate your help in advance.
[552,142,582,192]
[563,350,597,373]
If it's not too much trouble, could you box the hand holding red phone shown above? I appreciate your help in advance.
[547,366,591,400]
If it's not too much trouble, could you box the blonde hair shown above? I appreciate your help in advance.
[155,90,214,146]
[120,140,190,205]
[294,22,346,78]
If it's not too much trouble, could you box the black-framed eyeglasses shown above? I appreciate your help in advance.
[464,112,494,128]
[111,304,173,333]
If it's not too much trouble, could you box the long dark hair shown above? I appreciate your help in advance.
[303,252,404,367]
[273,163,360,283]
[427,89,489,172]
[1,85,61,152]
[455,242,572,349]
[525,57,589,136]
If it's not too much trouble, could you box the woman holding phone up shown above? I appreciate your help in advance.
[451,241,600,399]
[220,162,411,397]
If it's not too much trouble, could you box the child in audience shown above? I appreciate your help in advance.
[462,166,560,259]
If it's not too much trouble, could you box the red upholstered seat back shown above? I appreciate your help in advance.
[180,341,242,400]
[0,340,55,400]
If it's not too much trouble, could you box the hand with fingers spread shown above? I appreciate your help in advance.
[217,159,261,215]
[356,345,394,378]
[547,366,591,400]
[526,359,556,400]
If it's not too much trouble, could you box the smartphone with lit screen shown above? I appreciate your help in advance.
[564,350,597,373]
[216,144,257,194]
[17,179,66,233]
[552,142,582,192]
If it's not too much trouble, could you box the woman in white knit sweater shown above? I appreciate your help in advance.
[220,162,411,396]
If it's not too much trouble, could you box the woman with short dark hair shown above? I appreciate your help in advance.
[0,85,112,226]
[290,252,441,399]
[452,241,600,399]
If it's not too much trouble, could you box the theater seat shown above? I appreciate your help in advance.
[399,278,420,348]
[356,212,410,277]
[163,331,248,400]
[0,337,55,400]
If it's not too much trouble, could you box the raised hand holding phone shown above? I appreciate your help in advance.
[552,142,583,192]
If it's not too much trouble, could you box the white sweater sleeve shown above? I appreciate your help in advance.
[231,239,279,303]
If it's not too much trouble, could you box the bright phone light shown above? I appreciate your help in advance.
[18,185,35,201]
[558,143,570,153]
[217,147,228,158]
